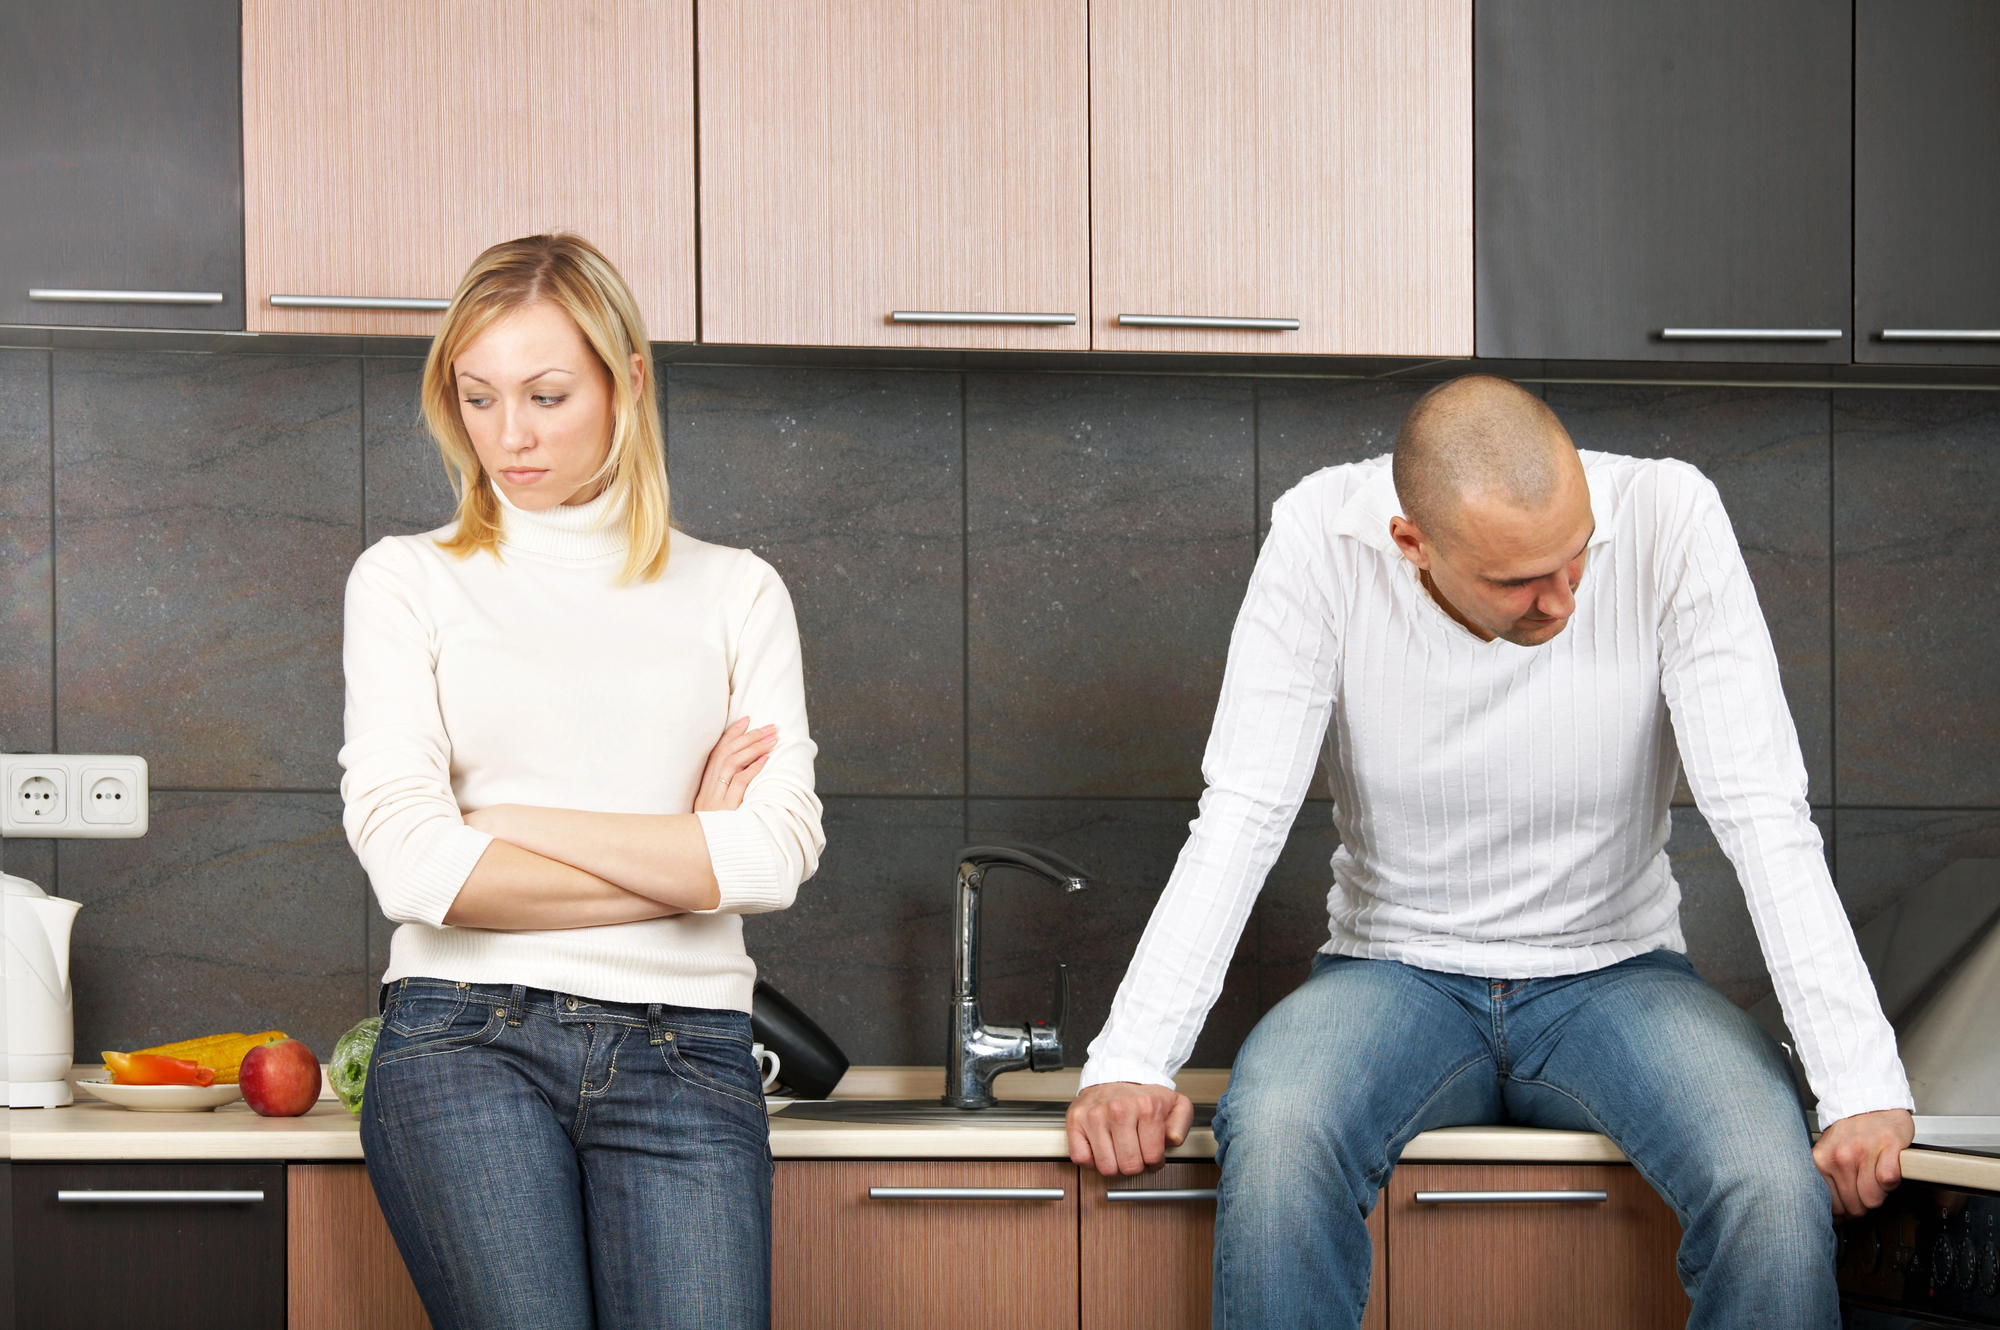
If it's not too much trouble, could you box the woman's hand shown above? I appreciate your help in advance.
[694,718,778,813]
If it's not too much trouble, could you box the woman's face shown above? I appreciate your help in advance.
[453,301,641,510]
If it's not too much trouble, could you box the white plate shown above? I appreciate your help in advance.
[75,1078,243,1112]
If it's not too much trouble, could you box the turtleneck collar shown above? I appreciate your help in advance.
[491,479,629,563]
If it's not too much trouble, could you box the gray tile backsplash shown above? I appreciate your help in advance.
[7,347,1994,1063]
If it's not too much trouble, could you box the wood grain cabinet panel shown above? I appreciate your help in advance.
[773,1160,1079,1330]
[1080,1165,1388,1330]
[698,0,1090,350]
[1089,0,1473,357]
[288,1164,430,1330]
[1386,1163,1688,1329]
[242,0,695,339]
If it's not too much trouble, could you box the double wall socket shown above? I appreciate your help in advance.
[1,754,149,838]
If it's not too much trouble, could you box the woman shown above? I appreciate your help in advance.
[340,233,821,1330]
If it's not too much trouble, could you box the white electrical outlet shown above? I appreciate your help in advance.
[1,754,148,838]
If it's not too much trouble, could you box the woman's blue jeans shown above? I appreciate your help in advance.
[361,978,773,1330]
[1212,950,1835,1329]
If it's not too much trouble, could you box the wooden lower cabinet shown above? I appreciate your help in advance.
[773,1160,1079,1329]
[1386,1164,1689,1329]
[288,1164,430,1330]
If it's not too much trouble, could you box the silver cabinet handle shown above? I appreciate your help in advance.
[269,295,450,311]
[1659,328,1842,340]
[57,1190,265,1204]
[1118,314,1299,331]
[1103,1188,1217,1202]
[868,1187,1066,1200]
[30,289,224,305]
[891,311,1076,325]
[1414,1190,1607,1203]
[1879,329,2000,341]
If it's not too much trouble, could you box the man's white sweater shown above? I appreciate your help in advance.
[339,484,823,1013]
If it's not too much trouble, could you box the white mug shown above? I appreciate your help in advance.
[752,1042,782,1094]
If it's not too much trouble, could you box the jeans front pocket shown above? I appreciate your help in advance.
[383,980,471,1038]
[375,988,504,1070]
[660,1026,765,1112]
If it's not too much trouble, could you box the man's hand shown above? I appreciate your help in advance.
[1068,1082,1195,1176]
[1813,1107,1915,1218]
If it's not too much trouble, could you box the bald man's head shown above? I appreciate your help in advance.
[1392,375,1578,548]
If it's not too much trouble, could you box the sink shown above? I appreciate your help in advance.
[771,1099,1217,1129]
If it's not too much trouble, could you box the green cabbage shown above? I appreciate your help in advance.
[330,1016,382,1117]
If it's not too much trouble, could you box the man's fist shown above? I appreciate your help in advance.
[1814,1107,1914,1218]
[1067,1081,1196,1176]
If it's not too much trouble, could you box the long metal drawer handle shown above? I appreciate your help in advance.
[1119,314,1300,331]
[868,1187,1066,1200]
[1414,1190,1607,1204]
[1103,1188,1217,1202]
[30,288,224,305]
[1879,329,2000,341]
[1659,328,1842,340]
[57,1190,265,1204]
[269,295,451,311]
[891,311,1076,326]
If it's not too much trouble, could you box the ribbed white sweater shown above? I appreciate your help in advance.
[339,484,823,1012]
[1081,452,1912,1124]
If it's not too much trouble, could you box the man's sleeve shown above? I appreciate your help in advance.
[1079,498,1343,1089]
[1658,473,1913,1123]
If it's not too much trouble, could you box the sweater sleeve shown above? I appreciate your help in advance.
[338,542,493,926]
[693,553,825,915]
[1079,496,1341,1090]
[1657,472,1912,1123]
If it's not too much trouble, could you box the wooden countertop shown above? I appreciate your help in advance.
[14,1065,2000,1193]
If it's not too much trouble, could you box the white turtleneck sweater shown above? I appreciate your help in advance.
[1081,451,1911,1125]
[338,485,823,1012]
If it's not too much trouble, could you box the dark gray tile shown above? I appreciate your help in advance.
[364,357,458,545]
[1835,392,2000,806]
[667,366,964,798]
[1256,378,1432,536]
[1258,802,1340,1011]
[58,792,369,1058]
[1,348,53,753]
[740,797,965,1067]
[53,352,361,789]
[1836,809,2000,933]
[967,375,1254,798]
[3,837,55,889]
[966,799,1255,1070]
[1671,806,1836,1009]
[1548,386,1834,803]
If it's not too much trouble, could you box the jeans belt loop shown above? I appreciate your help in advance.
[506,984,527,1027]
[646,1003,665,1046]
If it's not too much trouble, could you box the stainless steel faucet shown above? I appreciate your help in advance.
[944,843,1092,1110]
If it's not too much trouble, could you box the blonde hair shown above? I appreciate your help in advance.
[421,233,671,583]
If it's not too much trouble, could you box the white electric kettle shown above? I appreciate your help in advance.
[5,871,82,1107]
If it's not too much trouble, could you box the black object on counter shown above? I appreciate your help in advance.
[751,979,850,1099]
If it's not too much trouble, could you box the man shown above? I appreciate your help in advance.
[1067,375,1913,1327]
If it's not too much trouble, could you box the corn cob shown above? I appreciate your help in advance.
[133,1030,288,1084]
[133,1031,245,1059]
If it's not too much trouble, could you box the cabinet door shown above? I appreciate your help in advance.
[0,0,245,330]
[1080,1165,1388,1330]
[1477,0,1851,363]
[698,0,1089,350]
[12,1162,287,1329]
[289,1164,430,1330]
[1089,0,1472,357]
[242,0,695,340]
[1854,0,2000,366]
[1386,1163,1688,1329]
[772,1160,1078,1329]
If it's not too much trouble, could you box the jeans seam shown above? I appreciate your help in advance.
[1366,1054,1496,1191]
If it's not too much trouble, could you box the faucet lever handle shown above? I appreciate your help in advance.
[1028,963,1070,1072]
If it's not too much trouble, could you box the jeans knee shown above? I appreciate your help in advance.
[1686,1149,1833,1264]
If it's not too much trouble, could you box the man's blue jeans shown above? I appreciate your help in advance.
[361,978,773,1330]
[1212,950,1835,1328]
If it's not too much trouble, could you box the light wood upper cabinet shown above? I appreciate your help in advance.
[242,0,695,340]
[1090,0,1473,357]
[698,0,1090,350]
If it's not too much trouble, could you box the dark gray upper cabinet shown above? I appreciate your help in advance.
[1855,0,2000,367]
[0,0,244,330]
[1476,0,1852,363]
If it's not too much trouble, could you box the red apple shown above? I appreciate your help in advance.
[240,1038,322,1117]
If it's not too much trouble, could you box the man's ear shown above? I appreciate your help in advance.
[1388,515,1432,571]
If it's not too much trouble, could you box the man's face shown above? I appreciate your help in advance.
[1389,459,1595,647]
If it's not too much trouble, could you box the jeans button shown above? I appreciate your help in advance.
[565,996,579,1012]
